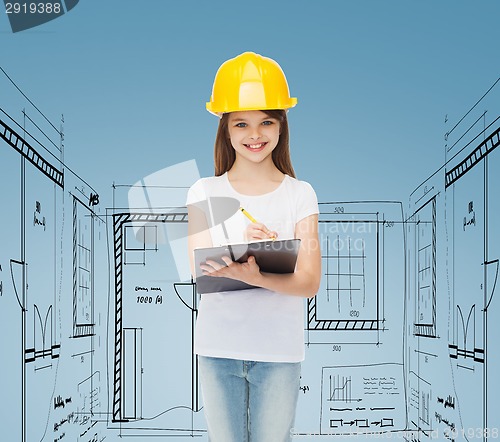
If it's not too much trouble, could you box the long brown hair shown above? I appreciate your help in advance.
[213,109,296,178]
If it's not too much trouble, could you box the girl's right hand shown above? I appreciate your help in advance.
[244,223,278,241]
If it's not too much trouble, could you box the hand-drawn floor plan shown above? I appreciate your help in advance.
[1,67,498,441]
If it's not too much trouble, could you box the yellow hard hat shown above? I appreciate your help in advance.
[206,52,297,115]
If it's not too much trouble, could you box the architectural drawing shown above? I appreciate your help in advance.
[103,161,207,438]
[296,201,407,439]
[319,363,405,435]
[1,66,499,441]
[107,208,204,438]
[404,78,500,441]
[0,69,107,442]
[308,201,405,340]
[443,93,499,441]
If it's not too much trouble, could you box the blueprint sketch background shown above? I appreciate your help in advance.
[1,1,500,440]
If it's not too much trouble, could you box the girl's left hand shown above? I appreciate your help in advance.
[200,255,261,286]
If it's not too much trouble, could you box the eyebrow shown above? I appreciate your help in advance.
[230,116,278,123]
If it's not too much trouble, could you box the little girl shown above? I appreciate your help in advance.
[187,51,321,442]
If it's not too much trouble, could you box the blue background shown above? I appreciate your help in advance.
[1,1,500,441]
[1,0,498,202]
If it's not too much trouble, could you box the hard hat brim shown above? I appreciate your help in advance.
[206,97,297,116]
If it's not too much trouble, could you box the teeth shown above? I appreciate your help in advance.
[247,143,265,149]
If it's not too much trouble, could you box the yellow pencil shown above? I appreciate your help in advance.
[239,207,276,240]
[239,207,258,223]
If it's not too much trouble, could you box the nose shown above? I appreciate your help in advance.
[249,125,262,140]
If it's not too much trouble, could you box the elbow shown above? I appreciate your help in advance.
[301,257,321,298]
[304,277,320,298]
[306,287,319,299]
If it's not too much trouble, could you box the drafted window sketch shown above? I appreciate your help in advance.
[123,224,159,265]
[408,195,437,338]
[307,201,405,345]
[315,210,380,330]
[73,195,96,338]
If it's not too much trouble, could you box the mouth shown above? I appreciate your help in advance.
[244,142,267,152]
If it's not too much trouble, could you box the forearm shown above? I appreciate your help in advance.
[199,215,321,297]
[254,269,320,298]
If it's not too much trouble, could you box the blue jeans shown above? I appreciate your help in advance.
[198,356,301,442]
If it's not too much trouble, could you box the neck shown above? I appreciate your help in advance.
[229,156,282,182]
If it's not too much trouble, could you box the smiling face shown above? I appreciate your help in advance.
[227,110,281,166]
[213,109,295,178]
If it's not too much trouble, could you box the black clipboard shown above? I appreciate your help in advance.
[194,239,301,294]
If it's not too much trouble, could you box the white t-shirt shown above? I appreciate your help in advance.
[186,172,318,362]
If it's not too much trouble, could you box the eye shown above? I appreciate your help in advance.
[262,120,274,126]
[235,122,247,128]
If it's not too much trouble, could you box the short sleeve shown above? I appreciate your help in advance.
[186,178,207,206]
[296,181,319,222]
